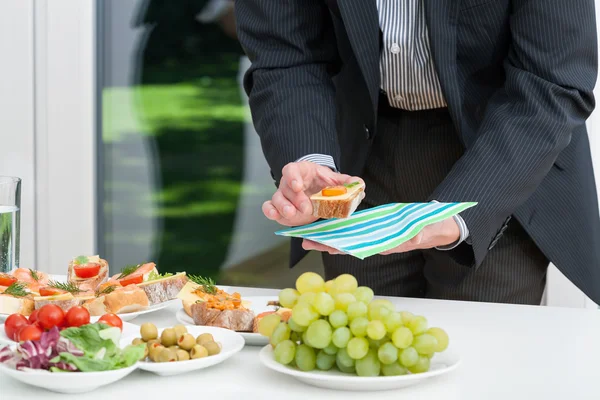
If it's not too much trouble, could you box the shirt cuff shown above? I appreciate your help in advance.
[430,201,470,251]
[296,154,338,172]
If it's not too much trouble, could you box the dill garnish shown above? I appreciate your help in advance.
[29,269,40,281]
[117,264,141,279]
[188,275,217,295]
[47,280,83,294]
[5,282,28,297]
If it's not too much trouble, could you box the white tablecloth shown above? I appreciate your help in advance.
[2,286,599,400]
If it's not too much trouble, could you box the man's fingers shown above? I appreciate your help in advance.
[262,201,281,221]
[282,163,305,193]
[280,179,312,214]
[272,190,297,219]
[302,239,343,254]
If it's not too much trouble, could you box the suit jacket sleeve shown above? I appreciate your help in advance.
[431,0,598,268]
[235,0,341,184]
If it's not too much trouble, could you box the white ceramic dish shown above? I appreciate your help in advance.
[0,361,138,394]
[0,321,140,346]
[259,345,461,392]
[175,295,278,346]
[122,326,244,377]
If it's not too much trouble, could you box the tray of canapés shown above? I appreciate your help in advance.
[0,256,187,323]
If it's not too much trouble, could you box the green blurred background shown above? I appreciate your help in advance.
[100,0,323,287]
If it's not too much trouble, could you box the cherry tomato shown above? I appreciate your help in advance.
[65,306,90,327]
[38,287,67,297]
[37,304,66,330]
[98,313,123,331]
[4,314,30,341]
[0,274,17,287]
[119,275,143,286]
[73,263,101,279]
[28,309,39,324]
[17,324,43,342]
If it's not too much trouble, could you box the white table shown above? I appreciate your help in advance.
[2,287,599,400]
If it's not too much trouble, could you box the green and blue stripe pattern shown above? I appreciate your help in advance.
[275,202,477,259]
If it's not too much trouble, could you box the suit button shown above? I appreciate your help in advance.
[364,125,372,140]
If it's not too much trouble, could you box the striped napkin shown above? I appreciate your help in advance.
[275,202,477,259]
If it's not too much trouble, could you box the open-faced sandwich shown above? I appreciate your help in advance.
[177,276,255,332]
[83,283,149,315]
[0,282,35,316]
[67,255,109,292]
[310,181,365,219]
[108,262,187,305]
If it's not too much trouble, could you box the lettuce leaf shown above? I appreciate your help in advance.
[59,323,117,358]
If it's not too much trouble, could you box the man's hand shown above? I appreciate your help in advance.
[302,216,460,254]
[263,161,364,226]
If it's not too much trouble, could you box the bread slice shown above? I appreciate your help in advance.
[311,182,365,219]
[0,294,35,316]
[137,272,187,305]
[191,302,255,332]
[67,255,109,292]
[103,285,149,314]
[34,293,81,312]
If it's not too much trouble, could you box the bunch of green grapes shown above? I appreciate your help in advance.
[258,272,450,377]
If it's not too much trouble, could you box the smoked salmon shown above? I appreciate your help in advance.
[11,268,49,293]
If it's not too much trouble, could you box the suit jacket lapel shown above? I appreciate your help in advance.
[337,0,380,112]
[424,0,463,137]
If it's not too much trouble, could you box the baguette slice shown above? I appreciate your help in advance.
[67,256,109,292]
[311,182,365,219]
[0,294,35,316]
[190,302,255,332]
[34,293,81,312]
[103,285,149,314]
[137,272,187,305]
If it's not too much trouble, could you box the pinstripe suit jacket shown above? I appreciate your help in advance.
[235,0,600,303]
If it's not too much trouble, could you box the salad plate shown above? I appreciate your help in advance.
[122,326,244,376]
[0,321,141,346]
[175,295,278,346]
[259,345,461,392]
[0,323,144,394]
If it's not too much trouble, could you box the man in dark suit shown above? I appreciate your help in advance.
[235,0,600,305]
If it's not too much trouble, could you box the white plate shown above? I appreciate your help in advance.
[0,321,141,346]
[0,361,138,394]
[259,345,461,392]
[122,326,244,376]
[175,295,278,346]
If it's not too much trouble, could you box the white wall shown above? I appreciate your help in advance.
[0,0,36,269]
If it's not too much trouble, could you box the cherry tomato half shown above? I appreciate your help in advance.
[73,263,101,279]
[28,309,39,324]
[37,304,66,330]
[38,287,67,297]
[119,275,143,286]
[17,324,43,342]
[4,314,30,341]
[0,274,17,287]
[65,306,90,328]
[98,313,123,331]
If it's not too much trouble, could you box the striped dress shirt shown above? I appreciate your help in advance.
[296,0,469,248]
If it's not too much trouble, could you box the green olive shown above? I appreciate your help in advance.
[157,348,177,363]
[140,345,149,360]
[173,324,188,338]
[132,338,145,346]
[196,333,214,346]
[177,333,196,351]
[168,345,180,351]
[203,341,221,356]
[147,339,160,348]
[190,344,208,359]
[140,323,158,342]
[161,328,178,347]
[148,344,165,362]
[176,349,190,361]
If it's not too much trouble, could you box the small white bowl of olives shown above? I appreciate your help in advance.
[123,323,245,376]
